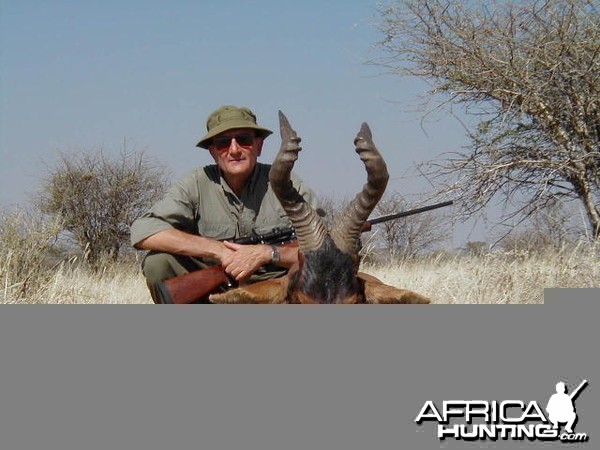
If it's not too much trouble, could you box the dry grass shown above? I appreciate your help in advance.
[1,208,63,301]
[3,265,152,304]
[1,245,596,304]
[23,262,153,304]
[361,242,600,304]
[1,208,151,304]
[2,208,598,304]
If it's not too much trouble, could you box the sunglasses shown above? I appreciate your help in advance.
[212,133,255,151]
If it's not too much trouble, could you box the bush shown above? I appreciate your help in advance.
[37,149,170,266]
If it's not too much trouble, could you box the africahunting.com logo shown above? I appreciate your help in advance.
[415,379,589,443]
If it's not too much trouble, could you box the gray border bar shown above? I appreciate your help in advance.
[0,289,597,450]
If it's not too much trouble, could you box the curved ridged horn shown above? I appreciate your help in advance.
[269,111,327,252]
[330,123,389,255]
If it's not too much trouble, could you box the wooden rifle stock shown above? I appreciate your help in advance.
[157,265,233,304]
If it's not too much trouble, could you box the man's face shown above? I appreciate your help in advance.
[208,128,263,180]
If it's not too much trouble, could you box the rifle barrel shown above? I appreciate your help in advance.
[368,200,454,226]
[234,227,296,245]
[569,379,588,400]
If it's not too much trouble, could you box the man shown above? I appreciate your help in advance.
[130,105,319,303]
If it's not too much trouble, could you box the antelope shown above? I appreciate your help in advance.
[210,112,430,304]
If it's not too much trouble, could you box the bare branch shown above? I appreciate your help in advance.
[372,0,600,238]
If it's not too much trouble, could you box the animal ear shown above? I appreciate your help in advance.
[209,277,289,304]
[363,280,431,304]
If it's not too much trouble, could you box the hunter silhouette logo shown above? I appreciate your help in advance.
[415,379,589,443]
[546,379,587,434]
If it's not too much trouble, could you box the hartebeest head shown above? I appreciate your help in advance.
[210,112,430,304]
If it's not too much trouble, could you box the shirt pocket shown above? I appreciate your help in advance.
[254,191,293,234]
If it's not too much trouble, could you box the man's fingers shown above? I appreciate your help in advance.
[221,243,271,280]
[223,265,249,282]
[223,240,242,250]
[235,271,250,282]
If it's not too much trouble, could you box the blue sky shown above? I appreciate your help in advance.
[1,1,481,242]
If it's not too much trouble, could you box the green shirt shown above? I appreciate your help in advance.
[130,163,318,246]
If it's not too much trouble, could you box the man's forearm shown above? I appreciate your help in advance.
[136,229,300,273]
[135,229,225,260]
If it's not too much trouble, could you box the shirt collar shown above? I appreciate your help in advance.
[218,164,262,200]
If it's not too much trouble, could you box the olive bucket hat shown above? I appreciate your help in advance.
[196,105,273,149]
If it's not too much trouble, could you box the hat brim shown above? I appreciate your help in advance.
[196,124,273,149]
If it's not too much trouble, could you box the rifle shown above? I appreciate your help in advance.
[569,379,588,401]
[156,200,453,304]
[360,200,454,232]
[155,227,297,304]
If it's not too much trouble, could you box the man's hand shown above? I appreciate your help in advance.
[136,229,294,282]
[220,241,272,281]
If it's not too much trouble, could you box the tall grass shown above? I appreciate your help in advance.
[2,208,598,304]
[2,253,151,304]
[361,242,600,304]
[1,209,62,301]
[32,261,151,304]
[1,208,150,304]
